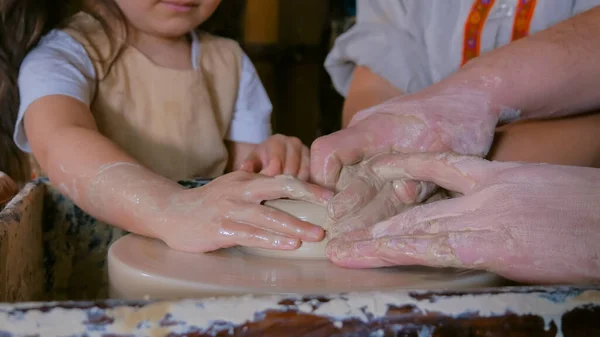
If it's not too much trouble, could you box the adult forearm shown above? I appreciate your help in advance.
[42,126,182,238]
[441,6,600,121]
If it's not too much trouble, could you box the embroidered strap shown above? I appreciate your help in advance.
[512,0,537,41]
[461,0,537,66]
[462,0,497,66]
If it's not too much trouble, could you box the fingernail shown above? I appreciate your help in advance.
[276,237,300,249]
[305,226,325,241]
[393,180,414,204]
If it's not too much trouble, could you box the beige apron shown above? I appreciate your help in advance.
[37,12,243,181]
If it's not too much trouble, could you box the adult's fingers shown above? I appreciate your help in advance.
[310,129,367,189]
[330,187,450,242]
[327,183,409,239]
[327,166,436,221]
[226,203,325,242]
[310,113,401,188]
[310,112,439,188]
[391,180,437,205]
[327,166,382,220]
[326,195,495,268]
[369,152,498,195]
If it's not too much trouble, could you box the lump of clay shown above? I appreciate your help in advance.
[238,199,329,259]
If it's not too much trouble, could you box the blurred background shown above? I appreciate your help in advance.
[207,0,356,146]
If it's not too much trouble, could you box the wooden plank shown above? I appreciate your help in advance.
[1,286,599,336]
[0,182,45,302]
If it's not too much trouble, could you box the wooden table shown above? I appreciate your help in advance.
[1,285,599,336]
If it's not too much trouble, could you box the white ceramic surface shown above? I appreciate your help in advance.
[108,234,503,300]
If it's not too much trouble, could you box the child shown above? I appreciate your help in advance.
[2,0,332,254]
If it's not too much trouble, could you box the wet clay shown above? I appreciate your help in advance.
[238,199,330,259]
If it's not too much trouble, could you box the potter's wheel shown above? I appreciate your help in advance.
[108,234,502,300]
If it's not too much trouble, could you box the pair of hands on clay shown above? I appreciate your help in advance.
[161,134,331,253]
[311,91,599,283]
[311,89,507,202]
[323,152,600,284]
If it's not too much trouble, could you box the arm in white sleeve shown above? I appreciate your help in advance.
[324,0,432,96]
[15,30,95,152]
[225,52,273,144]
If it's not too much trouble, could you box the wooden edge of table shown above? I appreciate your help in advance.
[0,284,599,336]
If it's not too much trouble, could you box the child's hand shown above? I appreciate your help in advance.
[239,134,310,180]
[154,171,333,253]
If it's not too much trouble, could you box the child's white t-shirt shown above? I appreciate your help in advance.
[14,29,273,152]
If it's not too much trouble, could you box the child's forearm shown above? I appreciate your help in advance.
[342,66,404,128]
[488,112,600,167]
[33,119,182,239]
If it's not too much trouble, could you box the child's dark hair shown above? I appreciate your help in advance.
[0,0,125,184]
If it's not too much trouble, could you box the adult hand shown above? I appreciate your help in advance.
[311,88,516,203]
[239,134,310,180]
[326,153,600,284]
[155,172,333,253]
[324,152,447,238]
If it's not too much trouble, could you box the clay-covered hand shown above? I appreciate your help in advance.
[154,171,333,253]
[239,134,310,180]
[327,153,600,284]
[311,88,515,201]
[324,152,441,238]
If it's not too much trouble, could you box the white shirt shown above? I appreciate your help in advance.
[15,29,273,152]
[325,0,600,96]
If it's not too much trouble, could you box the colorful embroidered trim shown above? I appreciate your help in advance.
[461,0,537,66]
[461,0,497,66]
[512,0,537,41]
